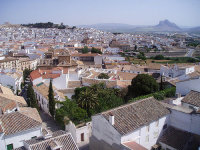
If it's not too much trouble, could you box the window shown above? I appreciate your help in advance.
[146,125,150,132]
[145,135,149,142]
[7,144,13,150]
[156,120,159,127]
[81,133,84,141]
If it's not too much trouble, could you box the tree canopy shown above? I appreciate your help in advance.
[55,98,88,127]
[23,68,32,82]
[82,46,89,54]
[91,47,102,54]
[126,74,159,101]
[98,73,109,79]
[154,55,165,60]
[55,83,124,126]
[137,52,146,60]
[22,22,66,29]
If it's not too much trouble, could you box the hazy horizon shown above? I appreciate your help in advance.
[0,0,200,27]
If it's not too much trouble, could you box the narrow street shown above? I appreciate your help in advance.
[39,110,63,132]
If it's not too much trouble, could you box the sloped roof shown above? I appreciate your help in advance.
[19,130,79,150]
[0,112,41,135]
[102,97,170,135]
[182,90,200,107]
[0,85,14,95]
[19,107,42,123]
[0,97,17,113]
[30,70,42,80]
[122,141,147,150]
[159,126,200,150]
[0,94,27,106]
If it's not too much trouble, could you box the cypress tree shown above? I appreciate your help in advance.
[48,79,55,118]
[27,84,39,110]
[160,75,164,91]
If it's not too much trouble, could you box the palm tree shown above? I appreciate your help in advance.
[77,88,98,117]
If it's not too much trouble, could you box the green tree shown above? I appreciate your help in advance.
[55,98,88,127]
[82,46,89,54]
[73,83,124,116]
[23,69,32,82]
[91,47,102,54]
[76,88,98,117]
[154,55,165,60]
[48,79,55,118]
[134,45,137,51]
[98,73,109,79]
[160,75,164,91]
[126,74,159,101]
[137,52,146,60]
[27,84,39,110]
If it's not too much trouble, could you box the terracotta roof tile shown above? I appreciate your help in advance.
[159,126,200,150]
[182,90,200,107]
[22,131,79,150]
[30,70,42,81]
[102,97,170,135]
[0,112,41,135]
[123,141,147,150]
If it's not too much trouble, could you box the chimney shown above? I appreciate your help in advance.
[176,93,181,98]
[109,113,114,125]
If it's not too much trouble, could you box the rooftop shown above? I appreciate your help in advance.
[101,97,170,135]
[182,90,200,107]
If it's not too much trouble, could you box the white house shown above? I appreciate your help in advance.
[176,77,200,96]
[33,83,65,114]
[158,91,200,150]
[30,67,81,90]
[0,71,23,93]
[90,97,170,150]
[16,130,79,150]
[160,64,195,78]
[65,121,92,147]
[0,112,42,150]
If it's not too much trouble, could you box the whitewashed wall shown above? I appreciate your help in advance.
[176,78,200,96]
[65,121,92,146]
[0,127,42,150]
[92,115,121,146]
[169,109,200,135]
[94,56,102,65]
[121,116,168,150]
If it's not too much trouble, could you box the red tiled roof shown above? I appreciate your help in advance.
[42,73,60,79]
[123,141,147,150]
[30,70,42,81]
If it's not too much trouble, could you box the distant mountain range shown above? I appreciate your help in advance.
[79,20,200,33]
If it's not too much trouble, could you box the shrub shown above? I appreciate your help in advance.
[98,73,109,79]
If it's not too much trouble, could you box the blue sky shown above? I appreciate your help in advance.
[0,0,200,27]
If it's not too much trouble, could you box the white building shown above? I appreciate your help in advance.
[0,71,23,93]
[0,112,42,150]
[33,83,65,114]
[16,130,79,150]
[160,64,195,78]
[176,77,200,96]
[71,53,103,65]
[30,67,81,90]
[90,97,170,150]
[65,121,92,147]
